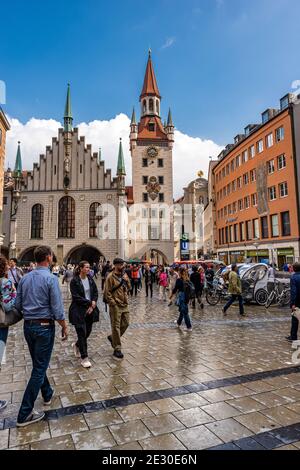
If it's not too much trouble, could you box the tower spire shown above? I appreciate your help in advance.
[167,108,173,127]
[140,51,161,100]
[131,107,137,125]
[117,138,126,176]
[64,83,73,132]
[14,141,22,177]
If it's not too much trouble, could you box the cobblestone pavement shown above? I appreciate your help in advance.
[1,280,300,451]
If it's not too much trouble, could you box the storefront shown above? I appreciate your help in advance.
[277,248,294,269]
[229,251,246,263]
[246,250,269,264]
[218,252,229,265]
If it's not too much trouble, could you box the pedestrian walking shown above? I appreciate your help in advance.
[190,266,204,309]
[104,258,131,360]
[159,267,168,301]
[222,264,245,316]
[286,263,300,342]
[172,268,193,331]
[144,264,154,298]
[69,261,99,368]
[130,264,139,296]
[15,246,68,427]
[101,261,111,291]
[8,258,23,289]
[62,264,74,299]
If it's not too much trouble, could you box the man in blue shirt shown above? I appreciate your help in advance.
[16,246,68,427]
[286,263,300,342]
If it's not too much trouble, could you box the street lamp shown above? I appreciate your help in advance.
[227,243,231,265]
[253,240,259,263]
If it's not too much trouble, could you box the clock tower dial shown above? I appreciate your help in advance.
[147,146,158,159]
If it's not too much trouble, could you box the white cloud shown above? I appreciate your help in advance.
[161,37,175,49]
[5,114,223,199]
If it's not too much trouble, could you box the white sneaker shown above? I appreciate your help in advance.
[72,342,81,358]
[186,328,193,332]
[44,389,55,406]
[81,358,91,368]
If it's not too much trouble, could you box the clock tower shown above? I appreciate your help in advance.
[129,51,174,264]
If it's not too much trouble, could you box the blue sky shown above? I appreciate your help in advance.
[2,0,300,158]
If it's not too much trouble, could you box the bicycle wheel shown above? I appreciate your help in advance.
[265,291,275,309]
[279,289,291,307]
[255,289,269,306]
[206,290,221,306]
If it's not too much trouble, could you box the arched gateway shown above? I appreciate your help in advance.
[65,245,104,265]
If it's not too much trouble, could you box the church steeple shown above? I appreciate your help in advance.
[117,138,126,176]
[14,141,22,178]
[140,51,161,118]
[64,83,73,132]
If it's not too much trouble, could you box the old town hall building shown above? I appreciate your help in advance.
[3,53,175,265]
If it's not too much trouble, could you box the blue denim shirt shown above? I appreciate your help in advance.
[15,267,65,321]
[291,272,300,308]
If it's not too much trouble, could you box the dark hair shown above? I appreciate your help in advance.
[192,266,198,273]
[293,263,300,273]
[0,255,8,278]
[10,258,18,264]
[74,261,90,276]
[231,263,237,271]
[34,246,53,263]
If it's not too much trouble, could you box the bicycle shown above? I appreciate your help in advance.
[265,279,291,308]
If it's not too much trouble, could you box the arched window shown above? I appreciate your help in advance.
[199,196,204,205]
[31,204,44,239]
[143,100,147,113]
[156,100,159,114]
[89,202,102,238]
[58,196,75,238]
[149,99,154,112]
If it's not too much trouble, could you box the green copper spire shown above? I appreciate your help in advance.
[64,83,73,132]
[167,108,173,127]
[117,138,126,176]
[14,141,22,177]
[131,107,136,125]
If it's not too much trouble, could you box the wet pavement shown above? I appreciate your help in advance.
[1,280,300,451]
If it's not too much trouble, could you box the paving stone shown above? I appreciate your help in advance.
[260,406,300,426]
[198,389,234,403]
[174,407,214,427]
[139,433,186,450]
[227,397,266,414]
[9,421,51,447]
[116,403,155,422]
[109,420,152,445]
[111,441,143,450]
[145,398,183,415]
[0,429,9,450]
[173,393,210,409]
[49,415,88,438]
[175,425,223,450]
[235,437,266,450]
[72,427,116,450]
[30,435,75,450]
[142,413,185,436]
[201,402,241,420]
[235,412,280,434]
[206,418,253,442]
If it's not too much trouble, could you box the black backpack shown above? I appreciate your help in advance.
[184,281,196,302]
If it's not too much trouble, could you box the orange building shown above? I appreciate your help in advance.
[214,93,300,268]
[0,107,10,241]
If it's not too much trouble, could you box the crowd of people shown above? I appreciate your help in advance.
[1,247,300,429]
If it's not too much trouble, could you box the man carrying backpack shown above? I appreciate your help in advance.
[172,267,193,331]
[103,258,131,360]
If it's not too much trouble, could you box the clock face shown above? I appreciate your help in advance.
[147,146,158,159]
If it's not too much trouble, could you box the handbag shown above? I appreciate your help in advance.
[293,307,300,322]
[0,279,23,328]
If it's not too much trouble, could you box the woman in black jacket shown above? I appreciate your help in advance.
[69,261,99,368]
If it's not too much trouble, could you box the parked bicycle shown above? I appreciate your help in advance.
[265,279,291,308]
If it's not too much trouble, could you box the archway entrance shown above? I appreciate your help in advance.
[66,245,103,265]
[141,249,169,266]
[19,246,57,265]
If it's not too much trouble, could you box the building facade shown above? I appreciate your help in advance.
[3,86,126,265]
[203,160,218,257]
[0,107,10,252]
[129,51,174,264]
[174,176,208,261]
[214,93,300,268]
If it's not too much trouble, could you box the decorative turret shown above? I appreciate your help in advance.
[14,141,22,178]
[64,83,73,133]
[166,108,174,146]
[140,49,161,118]
[117,138,126,194]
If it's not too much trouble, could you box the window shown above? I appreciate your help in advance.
[143,176,148,184]
[143,100,147,113]
[226,164,230,176]
[149,99,154,112]
[244,196,250,209]
[242,150,248,163]
[238,199,243,211]
[261,216,269,239]
[222,168,225,177]
[143,193,149,202]
[235,155,241,168]
[277,154,286,170]
[228,204,232,215]
[267,159,275,174]
[231,160,235,172]
[281,211,291,236]
[262,111,269,124]
[142,208,148,218]
[223,187,226,197]
[266,133,273,148]
[249,145,255,158]
[232,202,237,213]
[227,183,231,194]
[232,180,236,192]
[240,222,245,241]
[253,219,259,239]
[257,139,264,153]
[54,165,57,175]
[243,173,249,185]
[80,164,83,174]
[234,224,239,242]
[58,197,75,238]
[224,206,227,216]
[225,226,229,243]
[279,182,288,197]
[149,225,160,240]
[268,186,277,201]
[142,158,148,167]
[246,220,252,240]
[250,169,256,182]
[31,204,44,239]
[237,176,242,189]
[159,193,164,202]
[156,100,159,114]
[271,214,279,237]
[158,159,164,168]
[89,202,101,238]
[251,193,258,206]
[276,126,284,142]
[148,123,155,132]
[3,197,7,205]
[158,176,164,185]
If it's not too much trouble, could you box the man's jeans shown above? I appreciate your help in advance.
[17,323,55,423]
[0,327,9,365]
[291,315,299,340]
[177,292,192,329]
[224,294,245,315]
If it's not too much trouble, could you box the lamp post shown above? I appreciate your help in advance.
[227,243,231,266]
[253,240,259,263]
